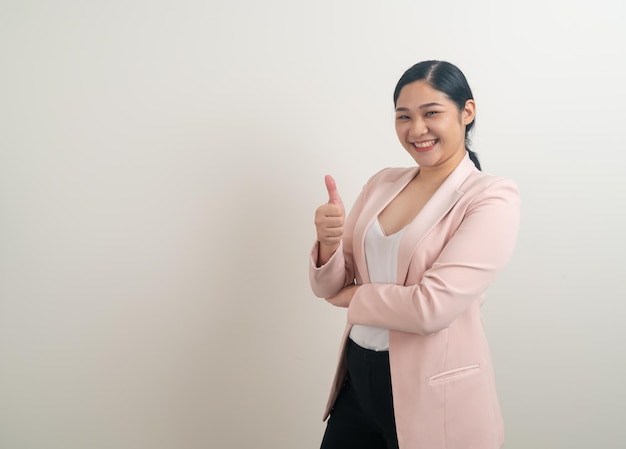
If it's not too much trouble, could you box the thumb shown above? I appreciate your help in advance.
[324,175,343,207]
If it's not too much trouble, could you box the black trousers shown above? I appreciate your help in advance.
[320,339,400,449]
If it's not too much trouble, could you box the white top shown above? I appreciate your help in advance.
[349,219,407,351]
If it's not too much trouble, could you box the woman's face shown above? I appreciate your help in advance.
[394,80,475,172]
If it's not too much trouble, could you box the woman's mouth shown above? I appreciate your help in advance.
[412,139,438,152]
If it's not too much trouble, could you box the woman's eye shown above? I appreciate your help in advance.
[396,115,410,120]
[425,111,438,117]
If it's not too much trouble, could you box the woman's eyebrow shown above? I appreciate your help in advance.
[418,102,445,109]
[395,102,445,112]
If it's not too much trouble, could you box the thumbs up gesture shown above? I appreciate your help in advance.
[314,175,345,265]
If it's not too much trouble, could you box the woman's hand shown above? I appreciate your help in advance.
[326,284,359,308]
[314,175,345,265]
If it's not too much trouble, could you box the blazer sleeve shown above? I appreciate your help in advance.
[309,170,384,298]
[347,178,520,335]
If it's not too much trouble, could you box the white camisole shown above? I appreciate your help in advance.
[349,219,407,351]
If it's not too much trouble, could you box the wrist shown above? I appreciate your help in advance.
[318,242,339,266]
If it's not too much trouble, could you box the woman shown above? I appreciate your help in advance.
[309,60,520,449]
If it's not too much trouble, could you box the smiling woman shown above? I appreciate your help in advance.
[394,80,475,172]
[393,60,481,171]
[309,60,520,449]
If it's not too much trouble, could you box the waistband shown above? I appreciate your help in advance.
[348,338,390,363]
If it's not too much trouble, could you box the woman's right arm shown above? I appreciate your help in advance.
[309,172,379,299]
[314,175,345,267]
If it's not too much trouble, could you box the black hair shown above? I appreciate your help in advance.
[393,60,481,170]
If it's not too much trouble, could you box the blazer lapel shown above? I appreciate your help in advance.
[352,167,419,284]
[396,155,475,284]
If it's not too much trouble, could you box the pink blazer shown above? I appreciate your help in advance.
[309,154,520,449]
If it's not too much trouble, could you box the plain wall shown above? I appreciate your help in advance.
[1,1,625,448]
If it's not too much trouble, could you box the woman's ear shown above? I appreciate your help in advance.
[463,99,476,125]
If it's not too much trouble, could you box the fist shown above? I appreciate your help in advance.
[314,175,345,251]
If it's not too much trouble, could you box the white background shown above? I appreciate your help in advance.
[1,1,625,448]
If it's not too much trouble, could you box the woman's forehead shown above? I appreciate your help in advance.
[396,81,452,107]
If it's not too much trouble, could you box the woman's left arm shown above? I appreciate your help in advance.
[345,178,521,335]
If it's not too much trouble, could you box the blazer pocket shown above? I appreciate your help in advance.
[428,364,481,384]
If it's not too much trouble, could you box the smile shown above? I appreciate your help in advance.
[412,139,438,151]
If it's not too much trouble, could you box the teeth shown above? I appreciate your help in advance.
[413,139,437,148]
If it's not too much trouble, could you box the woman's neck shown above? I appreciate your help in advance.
[416,150,465,185]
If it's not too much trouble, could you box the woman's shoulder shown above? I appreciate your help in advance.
[458,158,516,187]
[461,169,520,202]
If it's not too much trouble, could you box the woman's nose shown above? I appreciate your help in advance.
[409,118,428,137]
